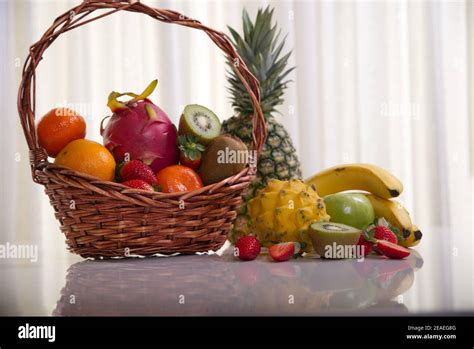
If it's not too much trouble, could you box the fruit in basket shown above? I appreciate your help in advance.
[119,159,157,185]
[197,135,248,185]
[54,139,115,181]
[364,194,412,242]
[305,163,403,199]
[37,108,86,157]
[122,179,154,191]
[223,7,302,201]
[235,236,261,261]
[178,104,221,144]
[247,179,330,251]
[376,240,410,259]
[101,80,178,173]
[399,225,423,248]
[307,222,362,258]
[155,165,203,193]
[178,135,205,170]
[324,193,374,230]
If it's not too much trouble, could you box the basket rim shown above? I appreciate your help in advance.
[18,0,267,193]
[37,162,255,202]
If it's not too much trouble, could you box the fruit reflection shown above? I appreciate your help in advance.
[54,252,423,316]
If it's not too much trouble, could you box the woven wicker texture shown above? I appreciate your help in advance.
[17,0,266,258]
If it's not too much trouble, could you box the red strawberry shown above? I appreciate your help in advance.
[120,160,157,185]
[357,235,373,256]
[373,225,398,244]
[178,135,205,170]
[371,225,398,254]
[269,242,295,262]
[235,236,261,261]
[122,179,154,191]
[179,152,202,170]
[376,240,410,259]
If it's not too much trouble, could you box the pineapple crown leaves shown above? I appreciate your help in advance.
[226,6,295,118]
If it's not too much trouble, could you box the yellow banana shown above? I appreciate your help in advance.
[364,195,422,247]
[364,194,412,239]
[399,225,423,248]
[305,163,403,199]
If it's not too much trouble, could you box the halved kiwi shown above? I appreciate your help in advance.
[308,222,361,258]
[178,104,221,144]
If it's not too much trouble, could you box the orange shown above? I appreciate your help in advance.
[37,108,86,157]
[156,165,203,193]
[54,139,116,181]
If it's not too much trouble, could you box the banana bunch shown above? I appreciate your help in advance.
[305,164,422,247]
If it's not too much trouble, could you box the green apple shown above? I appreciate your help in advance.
[324,193,374,230]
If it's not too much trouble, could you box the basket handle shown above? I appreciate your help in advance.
[18,0,266,181]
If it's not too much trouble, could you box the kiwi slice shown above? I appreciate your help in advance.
[308,222,362,258]
[178,104,221,144]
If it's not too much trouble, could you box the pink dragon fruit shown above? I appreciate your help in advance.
[101,80,178,173]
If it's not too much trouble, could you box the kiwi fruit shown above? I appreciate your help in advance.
[198,134,248,185]
[178,104,221,144]
[308,222,362,258]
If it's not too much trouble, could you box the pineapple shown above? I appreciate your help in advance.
[247,179,330,252]
[223,7,302,199]
[223,7,303,241]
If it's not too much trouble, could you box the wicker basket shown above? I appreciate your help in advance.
[17,0,266,259]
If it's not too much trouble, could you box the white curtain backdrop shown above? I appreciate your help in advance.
[0,0,473,313]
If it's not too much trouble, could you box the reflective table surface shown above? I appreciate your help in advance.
[1,236,473,316]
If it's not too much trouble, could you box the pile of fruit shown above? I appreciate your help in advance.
[220,7,422,263]
[36,80,249,193]
[234,165,422,262]
[36,6,423,264]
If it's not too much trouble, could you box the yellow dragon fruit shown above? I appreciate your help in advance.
[247,179,330,251]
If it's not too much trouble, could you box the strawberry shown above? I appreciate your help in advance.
[122,179,154,191]
[269,242,295,262]
[235,236,261,261]
[373,225,398,244]
[120,160,157,185]
[178,135,205,170]
[357,235,372,256]
[179,152,202,170]
[368,225,398,255]
[376,240,410,259]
